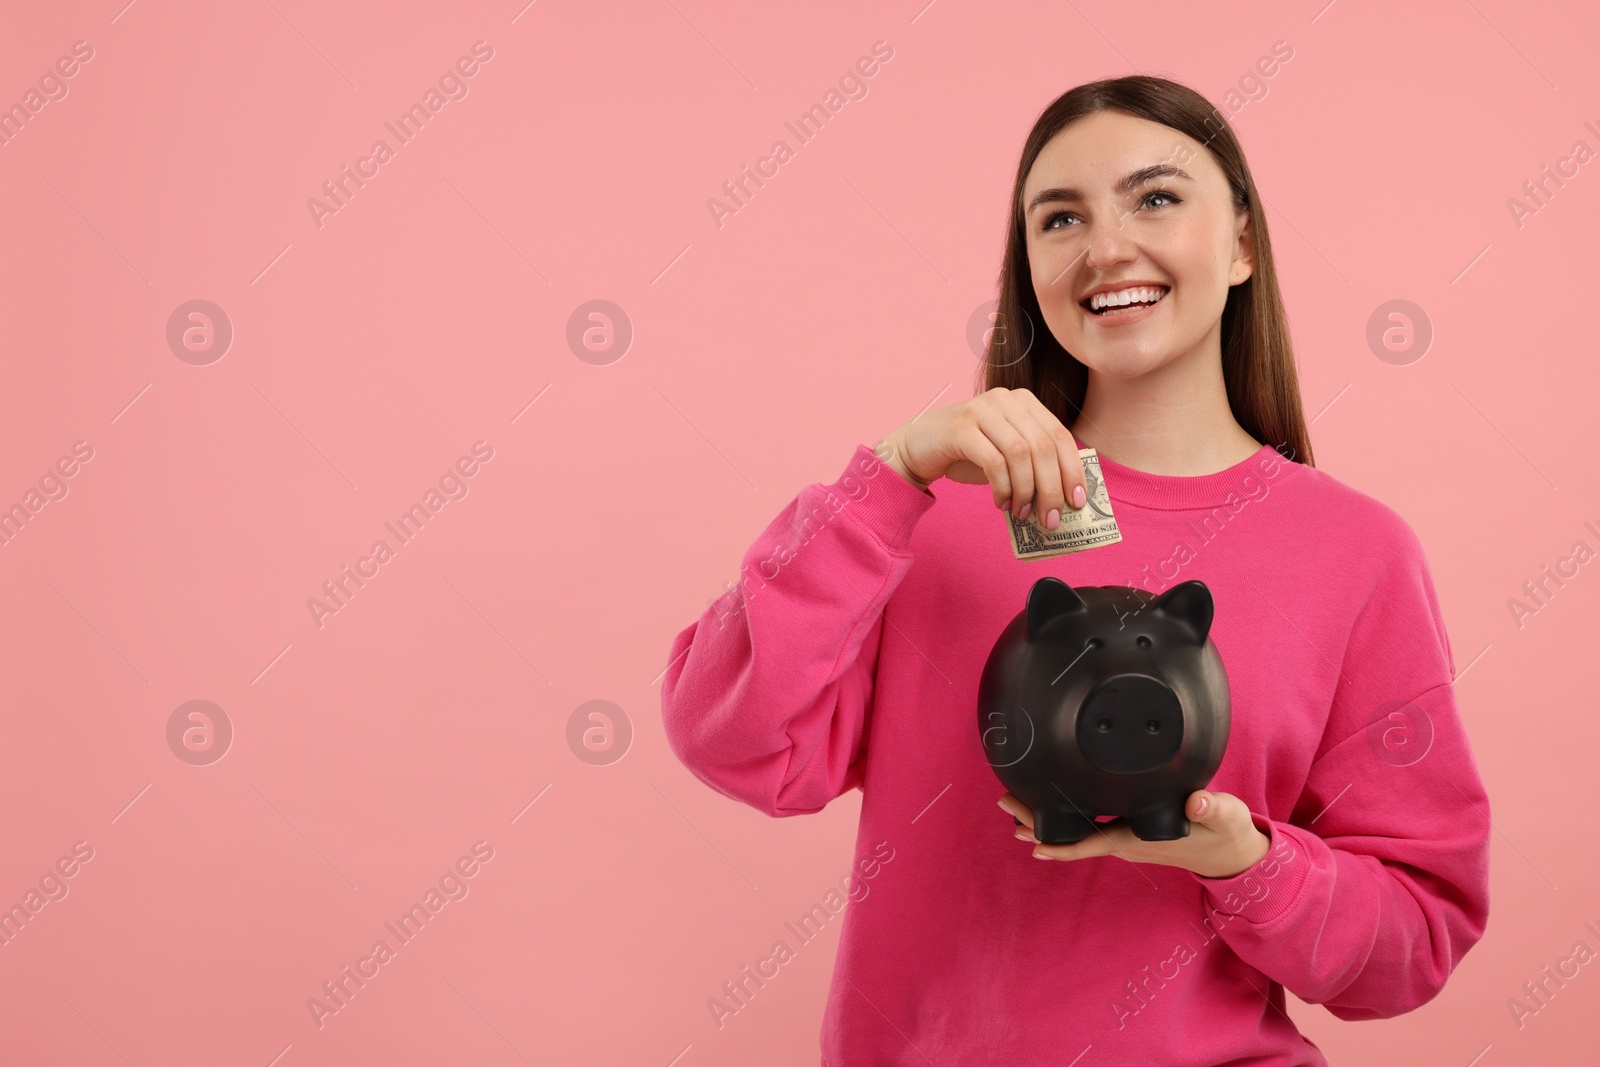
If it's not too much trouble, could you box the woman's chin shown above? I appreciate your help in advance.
[1070,348,1173,380]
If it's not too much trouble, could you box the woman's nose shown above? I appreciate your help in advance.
[1083,214,1138,270]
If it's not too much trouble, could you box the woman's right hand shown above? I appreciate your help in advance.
[875,387,1088,530]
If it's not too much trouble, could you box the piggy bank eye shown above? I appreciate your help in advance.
[1136,635,1152,648]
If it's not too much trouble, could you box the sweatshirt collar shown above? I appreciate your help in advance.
[1082,442,1301,512]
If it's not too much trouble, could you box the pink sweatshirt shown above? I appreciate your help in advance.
[661,440,1491,1066]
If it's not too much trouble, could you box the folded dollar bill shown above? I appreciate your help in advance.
[1003,448,1123,560]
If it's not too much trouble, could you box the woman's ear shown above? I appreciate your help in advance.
[1229,209,1254,286]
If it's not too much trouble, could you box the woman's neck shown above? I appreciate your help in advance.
[1069,336,1262,477]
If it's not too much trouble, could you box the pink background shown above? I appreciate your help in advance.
[1,0,1596,1063]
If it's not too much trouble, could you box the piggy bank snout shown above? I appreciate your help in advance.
[1075,674,1184,774]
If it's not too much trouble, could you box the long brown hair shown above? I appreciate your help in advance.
[983,75,1314,467]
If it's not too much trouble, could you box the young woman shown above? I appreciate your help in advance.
[661,76,1490,1066]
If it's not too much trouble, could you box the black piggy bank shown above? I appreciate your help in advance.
[977,578,1230,844]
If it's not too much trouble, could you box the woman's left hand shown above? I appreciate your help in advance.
[999,790,1271,879]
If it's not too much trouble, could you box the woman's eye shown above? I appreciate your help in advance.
[1041,191,1178,232]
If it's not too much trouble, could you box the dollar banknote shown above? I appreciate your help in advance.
[1003,449,1123,560]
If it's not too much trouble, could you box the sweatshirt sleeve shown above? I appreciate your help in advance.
[659,444,938,818]
[1189,511,1491,1020]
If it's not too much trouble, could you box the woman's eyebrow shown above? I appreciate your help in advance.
[1026,163,1195,215]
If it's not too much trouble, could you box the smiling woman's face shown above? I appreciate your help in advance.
[1021,109,1254,383]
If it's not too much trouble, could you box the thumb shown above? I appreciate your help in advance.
[944,459,989,485]
[1188,790,1223,826]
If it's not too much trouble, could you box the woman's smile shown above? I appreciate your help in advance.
[1080,283,1171,326]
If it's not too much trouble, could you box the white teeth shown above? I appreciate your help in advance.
[1088,286,1167,311]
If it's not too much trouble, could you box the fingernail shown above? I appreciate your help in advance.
[1018,501,1032,521]
[998,497,1010,512]
[997,799,1011,812]
[1033,850,1051,860]
[1072,485,1087,509]
[1015,829,1034,841]
[1046,508,1060,530]
[1196,796,1209,815]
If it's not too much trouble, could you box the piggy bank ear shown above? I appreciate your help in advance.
[1151,580,1214,642]
[1026,577,1088,640]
